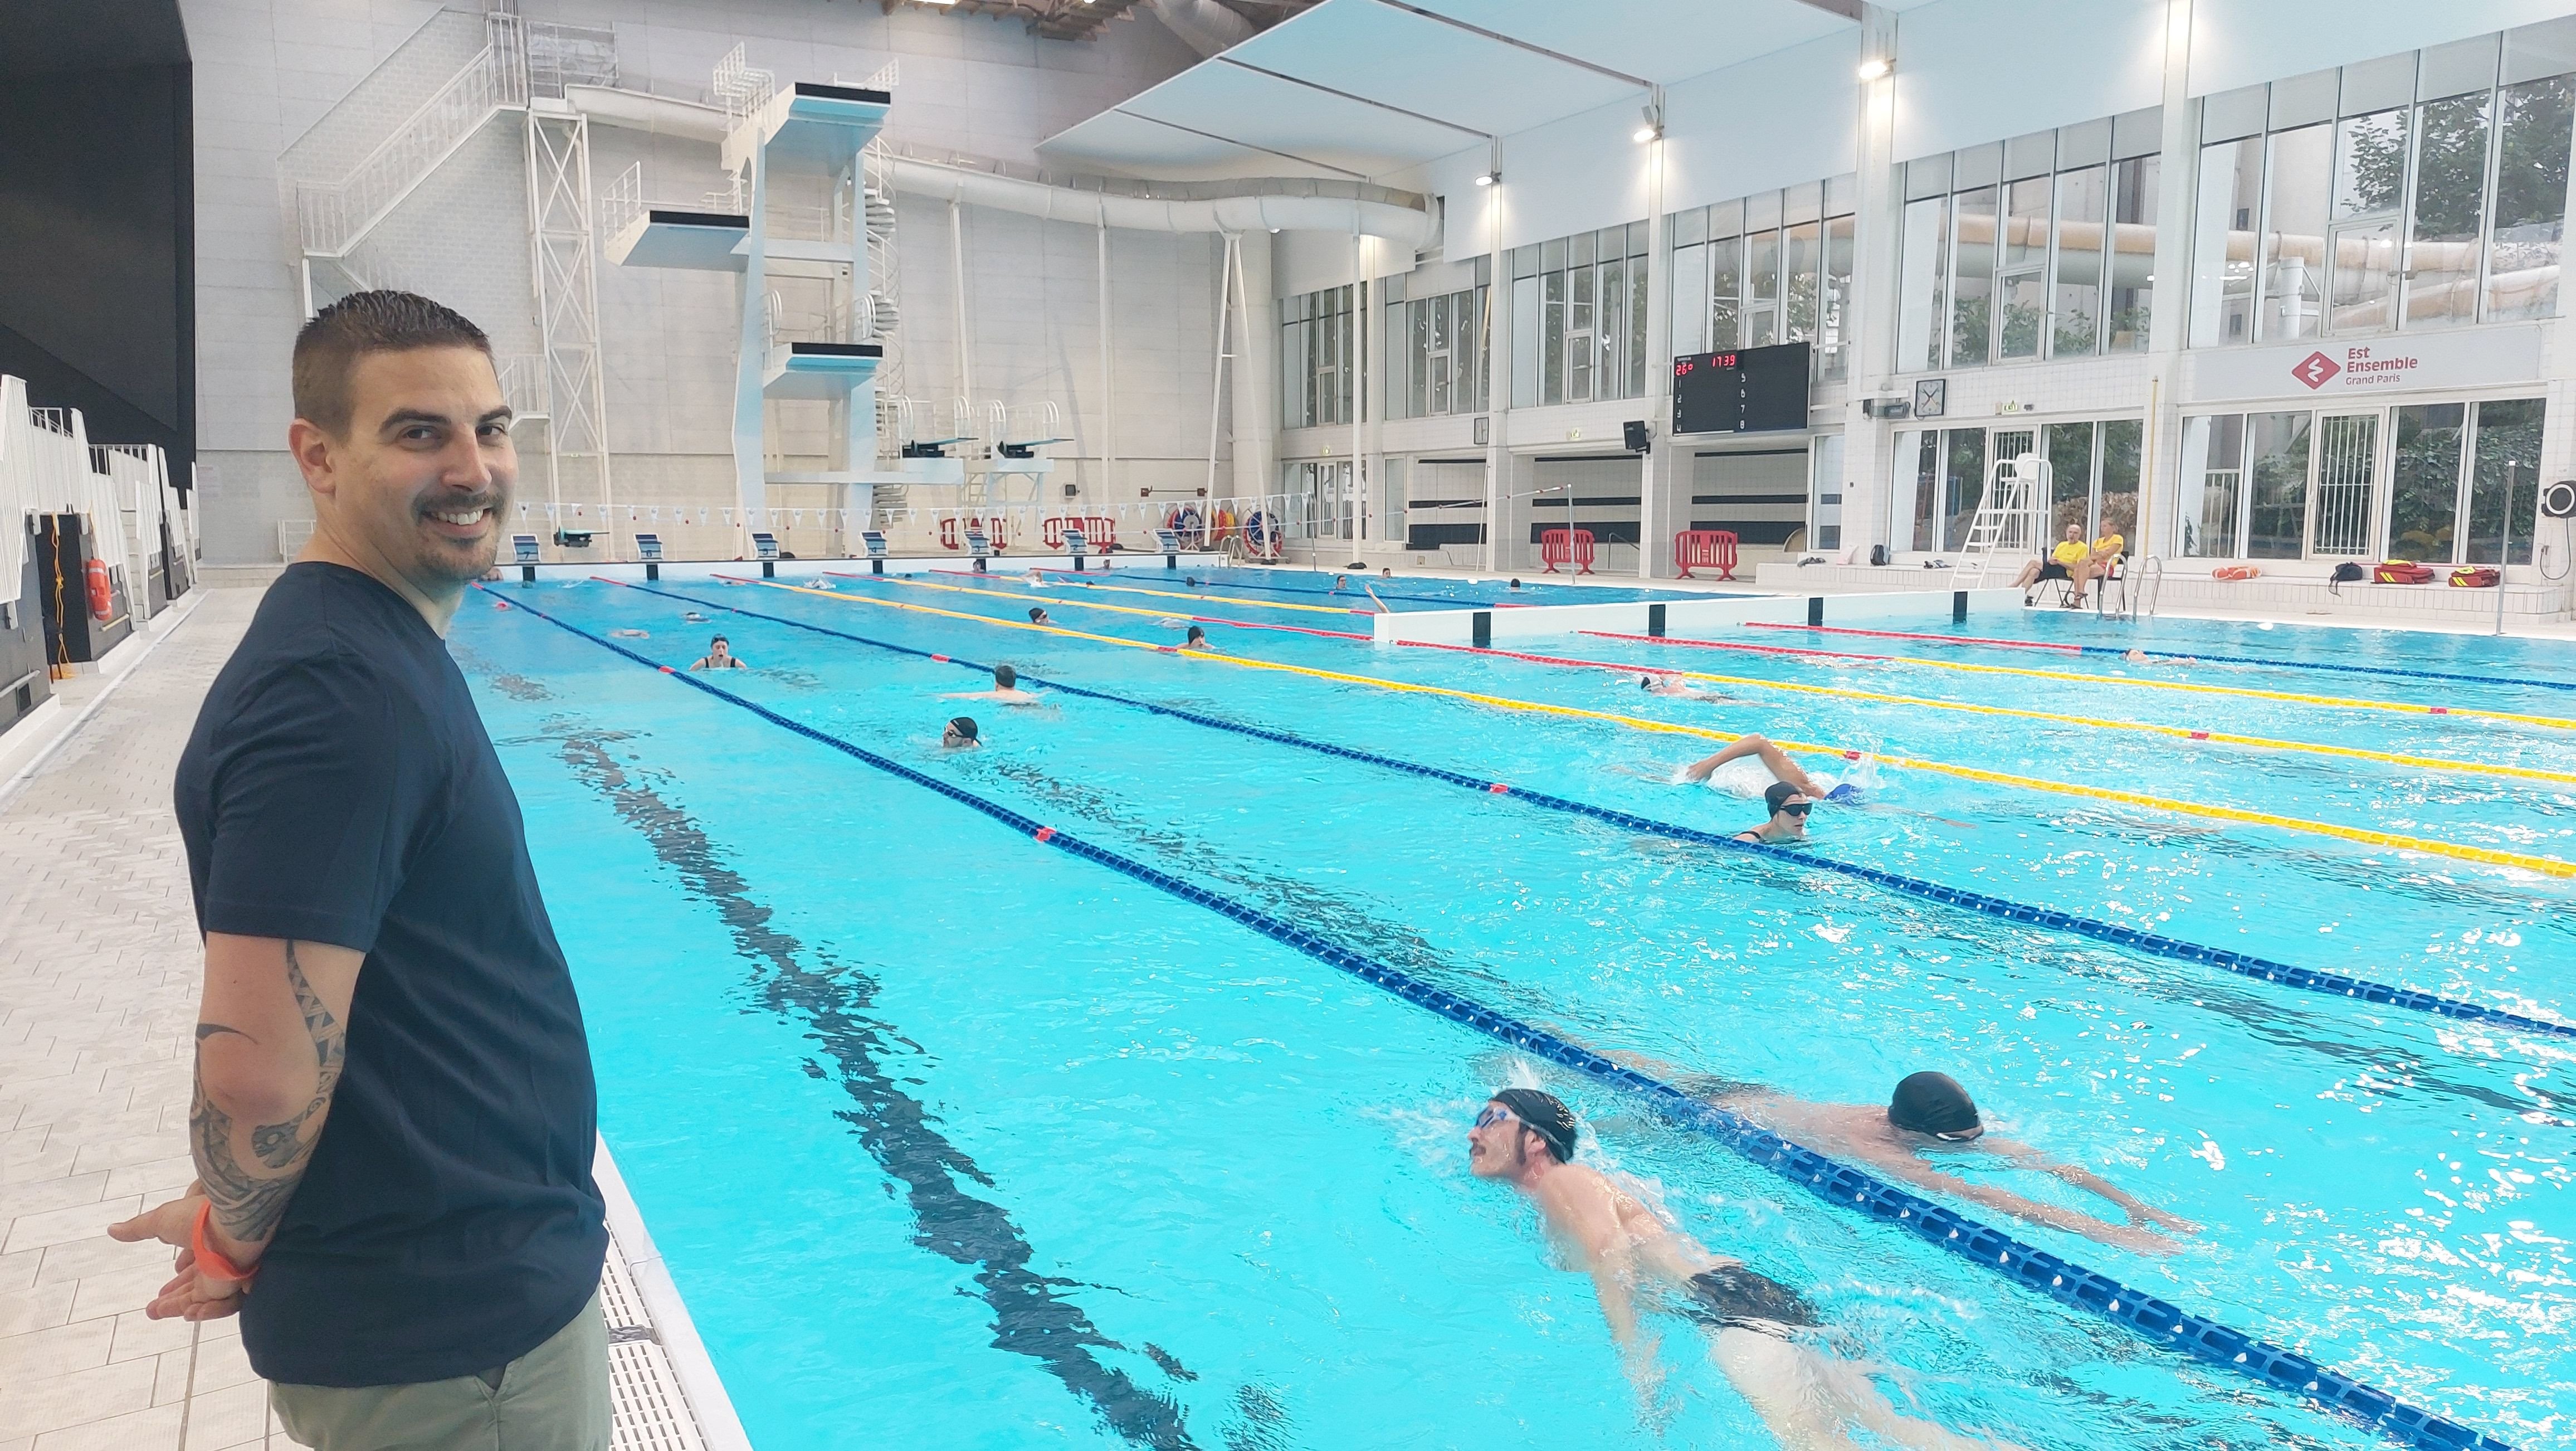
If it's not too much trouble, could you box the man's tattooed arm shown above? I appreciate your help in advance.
[191,938,357,1256]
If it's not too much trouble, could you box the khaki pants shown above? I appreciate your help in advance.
[271,1292,611,1451]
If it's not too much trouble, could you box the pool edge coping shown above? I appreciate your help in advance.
[597,1134,757,1451]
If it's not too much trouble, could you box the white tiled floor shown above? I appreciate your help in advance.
[0,588,716,1451]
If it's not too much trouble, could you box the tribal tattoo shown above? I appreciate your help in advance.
[191,940,348,1249]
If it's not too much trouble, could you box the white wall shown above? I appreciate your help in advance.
[1890,0,2167,162]
[180,0,1209,562]
[2187,0,2576,98]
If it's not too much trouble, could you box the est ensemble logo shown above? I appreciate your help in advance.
[2294,346,2419,391]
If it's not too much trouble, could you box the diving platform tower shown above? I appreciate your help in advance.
[606,50,912,542]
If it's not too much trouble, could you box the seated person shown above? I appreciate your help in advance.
[2079,529,2126,606]
[2012,526,2093,606]
[940,664,1040,705]
[689,635,748,670]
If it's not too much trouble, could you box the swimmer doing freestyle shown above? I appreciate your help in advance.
[1471,1089,2026,1449]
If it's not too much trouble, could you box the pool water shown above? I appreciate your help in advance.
[1073,562,1752,610]
[454,573,2574,1451]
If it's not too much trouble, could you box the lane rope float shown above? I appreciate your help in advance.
[1587,631,2576,734]
[490,583,2514,1451]
[1748,621,2576,694]
[1393,639,2576,790]
[978,570,1377,616]
[745,577,2576,879]
[850,571,1373,640]
[621,580,2576,1044]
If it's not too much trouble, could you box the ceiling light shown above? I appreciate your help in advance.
[1474,171,1496,186]
[1632,124,1658,143]
[1856,56,1891,80]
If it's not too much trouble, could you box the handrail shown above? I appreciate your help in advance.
[291,14,528,256]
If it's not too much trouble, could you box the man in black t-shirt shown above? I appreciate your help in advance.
[114,291,609,1449]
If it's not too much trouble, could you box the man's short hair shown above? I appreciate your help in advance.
[292,290,493,436]
[993,664,1017,688]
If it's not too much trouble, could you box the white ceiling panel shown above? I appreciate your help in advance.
[1124,62,1482,169]
[1228,1,1638,137]
[1395,0,1853,86]
[1035,108,1356,183]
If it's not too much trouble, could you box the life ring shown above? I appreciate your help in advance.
[1212,507,1237,544]
[1243,510,1281,559]
[85,557,111,621]
[2212,564,2260,581]
[1172,505,1202,547]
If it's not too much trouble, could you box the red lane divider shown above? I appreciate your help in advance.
[1745,621,2089,654]
[1584,630,1913,668]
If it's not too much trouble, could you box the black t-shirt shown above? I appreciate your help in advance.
[173,563,606,1387]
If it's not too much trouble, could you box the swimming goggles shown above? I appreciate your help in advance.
[1474,1104,1524,1131]
[1780,802,1813,817]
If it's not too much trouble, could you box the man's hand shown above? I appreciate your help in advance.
[106,1189,250,1322]
[2132,1204,2201,1235]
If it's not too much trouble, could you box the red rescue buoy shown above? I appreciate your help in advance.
[84,558,111,621]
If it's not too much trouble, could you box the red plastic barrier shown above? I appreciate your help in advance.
[1539,528,1596,576]
[1674,529,1739,581]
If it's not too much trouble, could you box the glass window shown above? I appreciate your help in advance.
[2107,155,2157,350]
[1709,233,1744,350]
[1819,213,1855,381]
[1593,257,1623,403]
[1670,241,1706,357]
[1809,431,1846,552]
[2177,414,2245,558]
[1511,273,1539,408]
[2388,402,2467,561]
[1897,197,1948,372]
[1745,229,1782,347]
[1784,220,1822,343]
[1567,261,1595,402]
[2245,410,2314,558]
[1904,430,1939,551]
[1941,428,1988,551]
[1541,267,1566,406]
[1949,186,1997,365]
[1405,301,1428,418]
[2260,125,2331,342]
[2190,138,2262,347]
[2099,418,2142,543]
[2325,109,2408,333]
[1997,177,2050,360]
[2488,77,2572,321]
[2051,165,2107,357]
[2403,92,2490,328]
[1628,258,1649,397]
[2310,412,2378,556]
[2045,421,2095,537]
[2466,396,2546,563]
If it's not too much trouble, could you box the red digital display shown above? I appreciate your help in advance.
[1671,354,1739,377]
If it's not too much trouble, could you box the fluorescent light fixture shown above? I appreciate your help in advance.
[1856,56,1891,80]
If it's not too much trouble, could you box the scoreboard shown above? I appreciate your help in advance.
[1671,341,1811,435]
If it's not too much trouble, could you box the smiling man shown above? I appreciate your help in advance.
[116,293,609,1450]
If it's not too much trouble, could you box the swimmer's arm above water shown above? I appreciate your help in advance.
[1882,1157,2180,1255]
[1986,1137,2199,1234]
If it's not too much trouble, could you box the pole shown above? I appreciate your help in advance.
[1097,209,1115,502]
[1204,233,1238,501]
[2497,461,2516,636]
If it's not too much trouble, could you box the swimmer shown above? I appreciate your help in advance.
[1640,673,1735,703]
[1679,733,1831,800]
[2122,648,2201,667]
[1333,573,1350,592]
[1509,577,1523,590]
[608,629,649,639]
[1598,1061,2194,1256]
[1733,782,1812,844]
[1024,567,1046,587]
[1183,625,1215,651]
[1470,1088,2026,1448]
[1380,567,1393,578]
[941,715,980,749]
[683,611,710,624]
[1028,607,1051,626]
[940,664,1041,705]
[688,635,748,670]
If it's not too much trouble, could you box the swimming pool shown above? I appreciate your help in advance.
[455,573,2573,1450]
[1073,562,1756,610]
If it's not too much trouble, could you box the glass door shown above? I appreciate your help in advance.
[2309,412,2380,557]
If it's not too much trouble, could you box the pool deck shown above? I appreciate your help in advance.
[0,587,738,1451]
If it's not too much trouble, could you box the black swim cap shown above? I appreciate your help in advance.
[1763,781,1803,814]
[1489,1088,1579,1163]
[994,664,1017,688]
[947,716,979,742]
[1028,608,1046,622]
[1887,1072,1980,1136]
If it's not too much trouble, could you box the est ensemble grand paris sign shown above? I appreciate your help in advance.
[2182,323,2543,403]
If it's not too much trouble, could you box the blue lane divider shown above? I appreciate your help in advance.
[492,583,2509,1451]
[623,581,2576,1048]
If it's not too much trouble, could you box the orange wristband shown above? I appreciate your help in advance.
[190,1200,257,1286]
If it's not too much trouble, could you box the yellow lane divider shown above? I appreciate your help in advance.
[938,568,1374,617]
[857,572,2576,790]
[836,570,1364,635]
[1612,634,2576,734]
[741,577,2576,880]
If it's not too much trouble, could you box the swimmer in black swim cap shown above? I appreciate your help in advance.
[1578,1049,2197,1254]
[1467,1086,2032,1445]
[941,715,979,748]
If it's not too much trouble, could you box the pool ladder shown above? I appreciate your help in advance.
[2105,555,2164,621]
